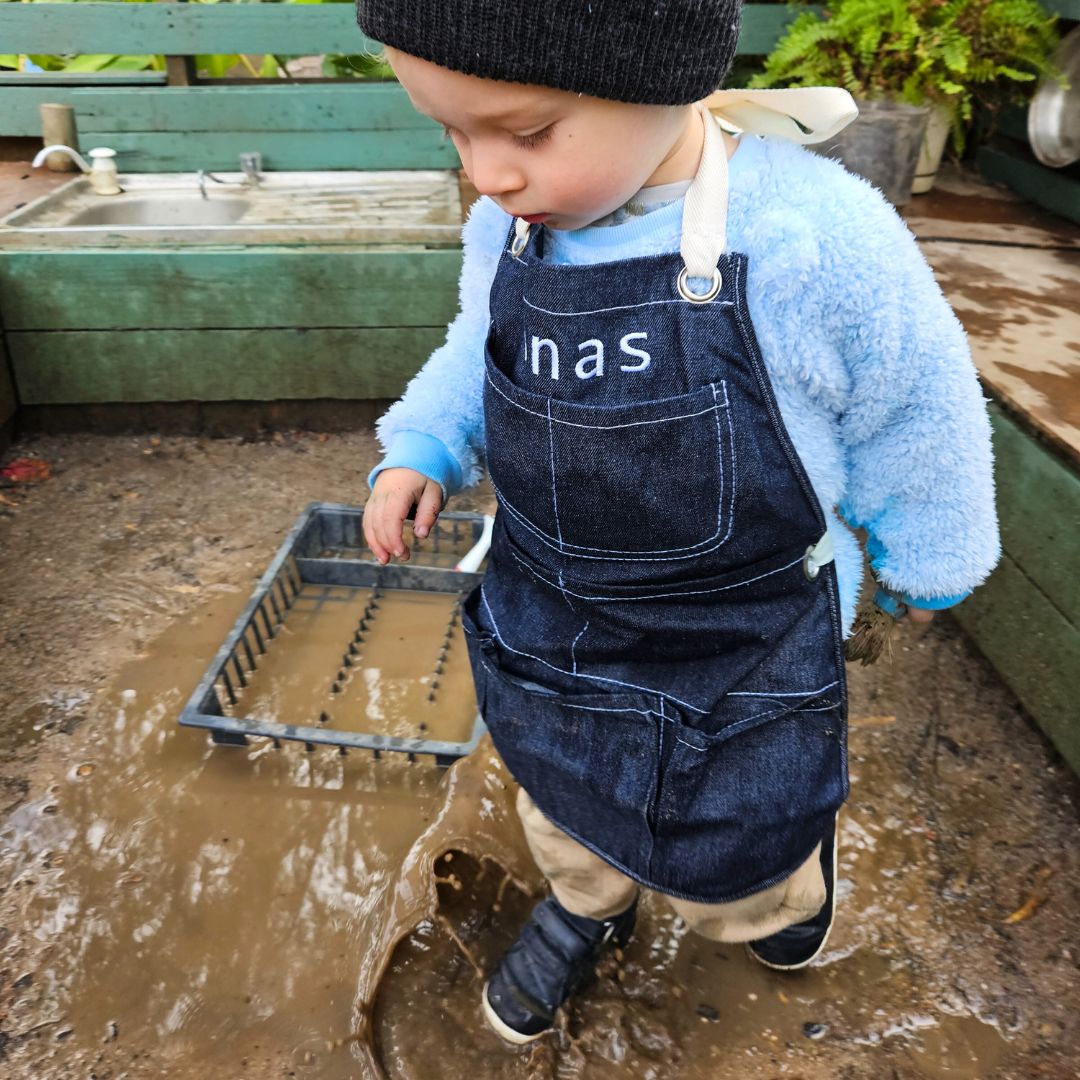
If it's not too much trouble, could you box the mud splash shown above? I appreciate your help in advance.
[0,595,1035,1079]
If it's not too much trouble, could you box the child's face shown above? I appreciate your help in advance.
[384,47,701,232]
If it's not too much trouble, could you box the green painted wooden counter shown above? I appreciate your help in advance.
[0,245,464,405]
[952,406,1080,773]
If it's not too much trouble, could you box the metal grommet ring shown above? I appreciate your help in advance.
[510,227,531,257]
[677,266,722,303]
[802,544,821,582]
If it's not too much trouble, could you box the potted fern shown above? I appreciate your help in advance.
[750,0,1061,200]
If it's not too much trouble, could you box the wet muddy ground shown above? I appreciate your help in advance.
[0,431,1077,1079]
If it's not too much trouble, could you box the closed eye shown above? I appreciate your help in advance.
[439,123,554,150]
[512,125,554,149]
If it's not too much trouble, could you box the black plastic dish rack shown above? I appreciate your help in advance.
[179,502,488,766]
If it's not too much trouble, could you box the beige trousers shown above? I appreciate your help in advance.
[517,787,827,944]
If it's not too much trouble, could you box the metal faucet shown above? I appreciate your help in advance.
[196,152,263,199]
[32,144,91,173]
[31,144,122,195]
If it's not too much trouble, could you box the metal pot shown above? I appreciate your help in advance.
[1028,25,1080,168]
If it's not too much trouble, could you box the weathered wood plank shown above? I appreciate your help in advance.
[0,249,463,332]
[0,71,167,86]
[0,3,804,56]
[3,82,438,139]
[923,237,1080,472]
[8,327,446,403]
[0,4,379,57]
[75,129,459,171]
[990,405,1080,627]
[73,84,435,133]
[952,553,1080,775]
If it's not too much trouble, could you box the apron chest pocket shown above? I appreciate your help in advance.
[484,357,736,561]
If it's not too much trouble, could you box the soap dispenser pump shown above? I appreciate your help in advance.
[87,147,122,196]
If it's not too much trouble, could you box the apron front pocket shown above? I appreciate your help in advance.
[462,592,660,878]
[484,353,735,561]
[651,699,847,901]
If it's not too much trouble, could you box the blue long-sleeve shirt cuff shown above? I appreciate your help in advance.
[366,430,463,504]
[862,532,971,610]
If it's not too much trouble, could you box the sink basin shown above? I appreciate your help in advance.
[61,194,252,227]
[0,170,465,248]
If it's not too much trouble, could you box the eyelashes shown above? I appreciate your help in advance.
[512,126,554,149]
[440,123,554,150]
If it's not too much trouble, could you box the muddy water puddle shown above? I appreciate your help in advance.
[226,585,477,744]
[0,596,1016,1078]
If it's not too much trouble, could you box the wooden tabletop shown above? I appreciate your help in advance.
[903,164,1080,469]
[0,157,77,219]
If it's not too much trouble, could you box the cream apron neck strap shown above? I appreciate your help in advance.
[678,102,730,300]
[677,87,858,300]
[704,87,859,144]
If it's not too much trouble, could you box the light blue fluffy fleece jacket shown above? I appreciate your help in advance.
[369,133,1001,636]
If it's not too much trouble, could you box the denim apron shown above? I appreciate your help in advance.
[462,105,849,904]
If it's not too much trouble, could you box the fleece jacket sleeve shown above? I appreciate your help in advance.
[367,195,511,498]
[822,166,1002,606]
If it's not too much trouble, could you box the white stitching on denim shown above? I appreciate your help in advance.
[657,698,666,769]
[559,701,652,716]
[522,296,733,317]
[485,375,735,558]
[480,587,707,713]
[570,620,589,674]
[486,370,723,430]
[722,696,840,735]
[728,681,839,699]
[673,698,841,754]
[493,478,733,562]
[547,397,563,549]
[494,483,730,565]
[675,737,707,752]
[717,382,737,546]
[507,545,804,602]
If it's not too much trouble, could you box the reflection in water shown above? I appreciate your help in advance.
[0,597,1011,1078]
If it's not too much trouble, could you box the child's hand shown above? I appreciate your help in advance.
[363,468,443,565]
[905,606,935,624]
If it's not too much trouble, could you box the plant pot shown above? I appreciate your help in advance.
[810,99,931,207]
[911,105,953,195]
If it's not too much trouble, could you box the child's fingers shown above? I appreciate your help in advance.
[379,491,415,563]
[413,480,443,539]
[906,606,935,624]
[370,489,414,564]
[362,500,387,562]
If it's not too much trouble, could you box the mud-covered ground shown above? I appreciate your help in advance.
[0,430,1077,1079]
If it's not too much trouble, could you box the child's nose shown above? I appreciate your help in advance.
[465,146,526,199]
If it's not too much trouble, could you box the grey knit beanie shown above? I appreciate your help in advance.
[355,1,743,106]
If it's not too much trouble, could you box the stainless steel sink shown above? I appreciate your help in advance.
[60,194,252,227]
[0,170,465,248]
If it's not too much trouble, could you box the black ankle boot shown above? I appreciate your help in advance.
[482,894,638,1044]
[745,814,838,971]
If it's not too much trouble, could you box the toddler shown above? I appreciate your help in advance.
[356,0,1000,1045]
